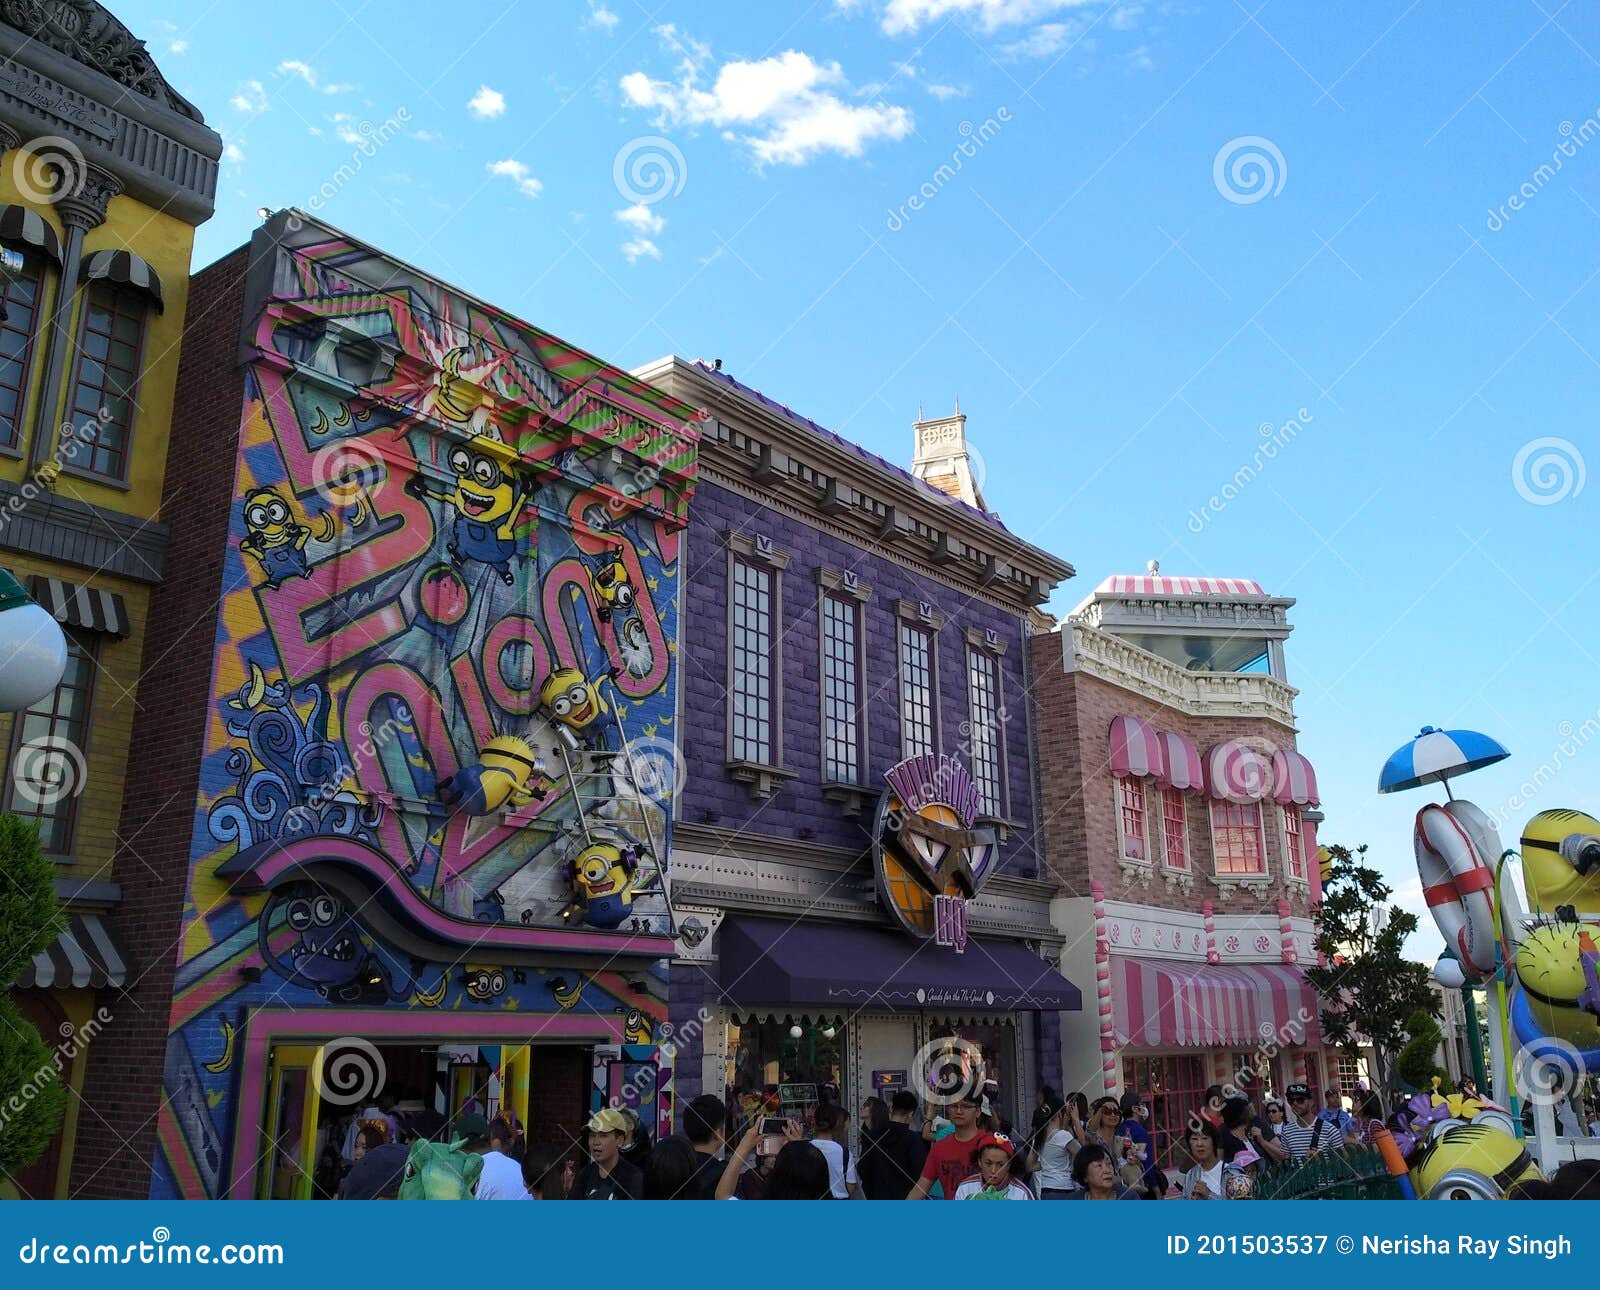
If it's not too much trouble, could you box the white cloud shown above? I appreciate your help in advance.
[621,237,661,263]
[1002,22,1078,57]
[615,203,665,235]
[277,60,355,94]
[487,158,542,197]
[926,82,966,99]
[330,113,365,145]
[879,0,1096,35]
[230,80,269,114]
[1125,43,1153,71]
[1110,4,1141,30]
[620,37,912,166]
[413,129,445,143]
[170,38,189,55]
[588,2,620,31]
[222,140,244,165]
[468,85,507,119]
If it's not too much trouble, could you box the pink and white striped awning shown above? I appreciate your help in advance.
[1111,957,1320,1048]
[1204,741,1270,802]
[1154,730,1203,791]
[1109,715,1165,779]
[1096,574,1265,597]
[1271,749,1320,806]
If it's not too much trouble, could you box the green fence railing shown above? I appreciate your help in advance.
[1252,1146,1405,1200]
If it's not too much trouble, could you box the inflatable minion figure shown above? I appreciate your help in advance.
[1409,1122,1543,1199]
[405,428,528,586]
[589,546,636,624]
[1519,809,1600,922]
[539,666,620,752]
[561,842,640,930]
[1512,921,1600,1048]
[438,735,548,816]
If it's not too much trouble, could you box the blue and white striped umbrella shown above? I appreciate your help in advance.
[1378,726,1510,795]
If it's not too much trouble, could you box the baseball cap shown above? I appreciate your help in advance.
[1286,1083,1311,1100]
[587,1107,630,1134]
[452,1112,491,1144]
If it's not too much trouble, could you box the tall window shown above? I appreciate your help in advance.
[1123,1053,1207,1169]
[1161,788,1189,870]
[821,592,862,783]
[66,283,146,481]
[1282,804,1307,880]
[0,256,43,451]
[1209,800,1266,874]
[729,556,776,765]
[1117,778,1147,861]
[3,627,95,855]
[898,622,936,760]
[966,646,1003,816]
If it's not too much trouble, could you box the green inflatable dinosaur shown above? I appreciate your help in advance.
[398,1139,483,1199]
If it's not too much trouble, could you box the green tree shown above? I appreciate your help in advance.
[1303,842,1438,1112]
[0,814,69,1180]
[1393,1008,1448,1093]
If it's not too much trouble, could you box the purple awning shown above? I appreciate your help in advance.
[717,918,1082,1012]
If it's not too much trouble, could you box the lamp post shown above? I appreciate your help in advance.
[0,566,66,711]
[1433,948,1489,1094]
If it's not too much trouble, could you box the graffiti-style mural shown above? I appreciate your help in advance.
[152,220,698,1198]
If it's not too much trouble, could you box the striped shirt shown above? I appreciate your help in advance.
[1278,1115,1342,1160]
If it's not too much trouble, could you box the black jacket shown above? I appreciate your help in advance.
[857,1122,929,1200]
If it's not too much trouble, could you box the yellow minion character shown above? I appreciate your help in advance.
[623,1008,652,1044]
[1409,1122,1542,1199]
[539,666,617,750]
[560,842,639,930]
[239,489,313,588]
[405,428,527,585]
[463,966,508,1001]
[590,546,636,623]
[1519,809,1600,919]
[438,735,548,816]
[1512,921,1600,1048]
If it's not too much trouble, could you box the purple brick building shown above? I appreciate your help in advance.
[634,357,1081,1136]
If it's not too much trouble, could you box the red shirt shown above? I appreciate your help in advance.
[920,1133,986,1199]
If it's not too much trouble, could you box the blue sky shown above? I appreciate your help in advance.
[128,0,1600,954]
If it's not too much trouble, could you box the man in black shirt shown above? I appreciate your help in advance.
[858,1091,929,1200]
[683,1094,728,1200]
[570,1108,643,1199]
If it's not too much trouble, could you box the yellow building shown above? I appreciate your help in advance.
[0,3,219,1197]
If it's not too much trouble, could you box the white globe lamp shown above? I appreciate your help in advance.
[0,567,67,711]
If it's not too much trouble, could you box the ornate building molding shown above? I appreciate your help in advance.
[51,159,119,228]
[1063,621,1298,726]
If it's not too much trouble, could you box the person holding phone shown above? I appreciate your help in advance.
[716,1119,832,1199]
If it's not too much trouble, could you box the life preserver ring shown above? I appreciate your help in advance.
[1414,801,1500,977]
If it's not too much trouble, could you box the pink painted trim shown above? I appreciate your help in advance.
[228,1008,625,1198]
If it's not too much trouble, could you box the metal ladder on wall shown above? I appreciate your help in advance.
[554,698,674,934]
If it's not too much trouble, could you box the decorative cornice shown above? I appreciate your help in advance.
[1064,621,1298,726]
[816,565,871,602]
[52,159,119,229]
[0,476,166,581]
[1074,592,1294,637]
[635,356,1072,610]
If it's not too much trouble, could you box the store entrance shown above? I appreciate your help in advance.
[258,1040,549,1200]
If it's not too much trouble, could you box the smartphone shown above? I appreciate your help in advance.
[757,1117,788,1136]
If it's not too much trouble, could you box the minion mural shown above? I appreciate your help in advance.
[146,212,697,1199]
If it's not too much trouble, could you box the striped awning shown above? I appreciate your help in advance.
[1096,574,1265,597]
[1154,729,1203,791]
[81,248,164,312]
[1272,748,1320,806]
[1204,740,1269,802]
[14,914,130,990]
[29,575,131,638]
[0,203,61,264]
[1108,715,1164,779]
[1112,956,1320,1048]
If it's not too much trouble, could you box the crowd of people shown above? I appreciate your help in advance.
[324,1072,1600,1200]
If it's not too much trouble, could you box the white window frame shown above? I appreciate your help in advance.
[1280,803,1310,884]
[964,637,1007,819]
[1115,776,1151,865]
[1159,786,1190,873]
[817,568,871,786]
[1207,798,1269,877]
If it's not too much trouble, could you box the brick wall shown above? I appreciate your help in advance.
[679,479,1039,877]
[69,247,252,1199]
[1030,630,1305,919]
[666,962,709,1128]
